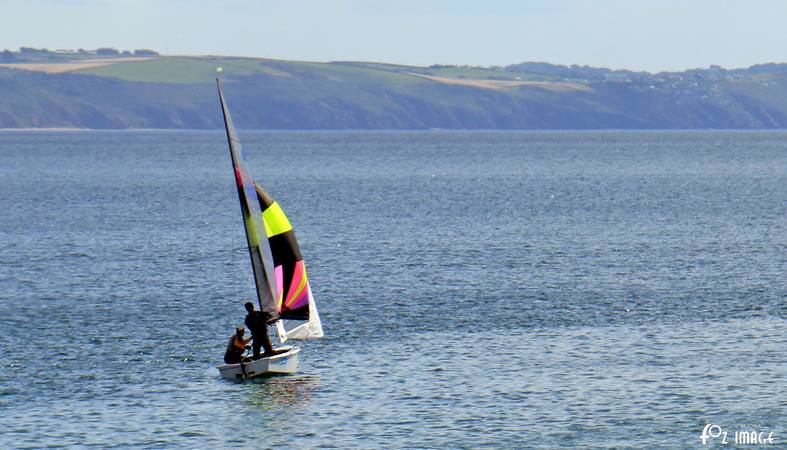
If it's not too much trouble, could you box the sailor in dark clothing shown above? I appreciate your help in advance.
[244,301,279,359]
[224,326,252,364]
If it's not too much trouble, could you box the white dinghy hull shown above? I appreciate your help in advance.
[217,346,301,380]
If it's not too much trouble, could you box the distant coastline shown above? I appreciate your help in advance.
[3,49,787,130]
[0,127,89,131]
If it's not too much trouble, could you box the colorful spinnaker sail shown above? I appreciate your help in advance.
[217,78,278,317]
[255,183,324,342]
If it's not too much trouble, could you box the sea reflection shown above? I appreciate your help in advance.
[244,375,319,410]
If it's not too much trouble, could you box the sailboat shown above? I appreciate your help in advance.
[214,75,323,380]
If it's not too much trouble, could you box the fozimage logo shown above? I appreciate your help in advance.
[701,424,776,445]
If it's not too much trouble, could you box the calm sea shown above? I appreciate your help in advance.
[0,131,784,448]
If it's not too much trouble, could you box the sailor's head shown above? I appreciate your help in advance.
[244,301,255,313]
[236,325,245,336]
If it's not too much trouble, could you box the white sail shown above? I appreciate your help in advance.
[276,285,323,343]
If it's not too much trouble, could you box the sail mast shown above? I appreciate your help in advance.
[216,77,278,316]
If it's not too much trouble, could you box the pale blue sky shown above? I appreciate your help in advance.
[3,0,787,72]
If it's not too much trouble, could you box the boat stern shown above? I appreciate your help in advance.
[217,346,301,379]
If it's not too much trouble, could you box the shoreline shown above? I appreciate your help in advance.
[0,127,90,132]
[0,127,219,132]
[3,127,787,133]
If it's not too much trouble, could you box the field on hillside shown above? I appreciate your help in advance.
[75,56,544,87]
[2,55,567,90]
[75,56,432,86]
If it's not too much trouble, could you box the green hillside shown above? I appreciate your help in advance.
[78,57,262,83]
[77,56,425,85]
[4,54,787,129]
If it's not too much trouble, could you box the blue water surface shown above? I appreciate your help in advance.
[0,130,784,448]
